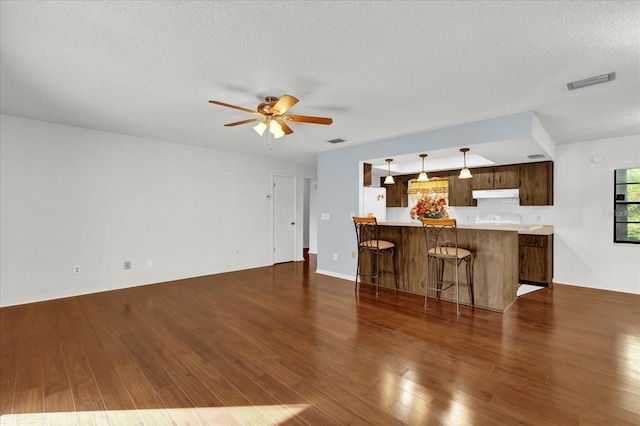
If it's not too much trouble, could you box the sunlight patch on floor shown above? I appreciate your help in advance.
[0,403,310,425]
[517,284,544,297]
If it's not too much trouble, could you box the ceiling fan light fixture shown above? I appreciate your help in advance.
[458,148,473,179]
[269,119,281,133]
[270,120,285,138]
[253,121,267,136]
[209,94,332,141]
[417,153,429,182]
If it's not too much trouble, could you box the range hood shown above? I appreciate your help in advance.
[472,189,520,199]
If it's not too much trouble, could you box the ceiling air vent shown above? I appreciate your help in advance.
[567,72,616,91]
[327,138,346,144]
[526,154,545,159]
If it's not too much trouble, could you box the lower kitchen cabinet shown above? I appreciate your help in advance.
[519,234,553,286]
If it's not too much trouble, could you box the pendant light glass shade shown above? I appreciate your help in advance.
[458,167,473,179]
[417,154,429,181]
[384,158,395,184]
[458,148,473,179]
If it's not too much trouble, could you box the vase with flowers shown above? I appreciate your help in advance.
[410,194,447,220]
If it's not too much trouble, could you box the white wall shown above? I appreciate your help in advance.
[0,115,316,306]
[554,135,640,294]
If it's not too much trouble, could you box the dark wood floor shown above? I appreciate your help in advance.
[1,255,639,425]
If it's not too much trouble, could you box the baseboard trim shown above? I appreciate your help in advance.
[315,269,354,282]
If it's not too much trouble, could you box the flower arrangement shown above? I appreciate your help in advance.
[410,194,447,220]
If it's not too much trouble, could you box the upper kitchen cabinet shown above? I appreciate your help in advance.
[471,165,520,190]
[470,167,494,190]
[494,165,520,189]
[381,175,410,207]
[363,163,372,187]
[519,161,554,206]
[448,171,474,206]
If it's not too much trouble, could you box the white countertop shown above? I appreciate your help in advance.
[379,221,554,235]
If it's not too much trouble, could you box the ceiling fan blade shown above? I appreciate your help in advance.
[209,100,262,115]
[278,120,294,135]
[224,118,263,126]
[271,94,299,116]
[283,115,333,125]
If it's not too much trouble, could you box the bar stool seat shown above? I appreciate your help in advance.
[427,246,471,258]
[353,216,397,294]
[360,240,395,250]
[421,217,474,315]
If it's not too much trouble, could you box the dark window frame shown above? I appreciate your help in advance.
[614,168,640,244]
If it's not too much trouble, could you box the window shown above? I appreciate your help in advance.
[614,168,640,244]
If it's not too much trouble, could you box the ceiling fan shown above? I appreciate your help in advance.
[208,94,333,138]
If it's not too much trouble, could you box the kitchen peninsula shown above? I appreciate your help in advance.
[364,221,553,312]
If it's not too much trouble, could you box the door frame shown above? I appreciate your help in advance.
[272,173,298,264]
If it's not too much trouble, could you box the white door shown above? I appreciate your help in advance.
[273,174,297,263]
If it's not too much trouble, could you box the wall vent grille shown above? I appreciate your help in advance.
[526,154,546,159]
[327,138,346,144]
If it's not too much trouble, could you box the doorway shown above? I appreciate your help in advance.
[273,174,297,263]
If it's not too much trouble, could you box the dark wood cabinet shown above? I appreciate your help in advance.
[519,161,553,206]
[451,164,524,206]
[379,161,553,207]
[470,167,494,190]
[471,165,520,190]
[448,171,474,206]
[363,163,372,187]
[381,176,409,207]
[519,234,553,286]
[494,165,520,189]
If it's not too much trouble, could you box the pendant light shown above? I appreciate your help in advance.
[417,153,429,181]
[384,158,395,184]
[458,148,473,179]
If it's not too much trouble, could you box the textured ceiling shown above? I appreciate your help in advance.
[1,1,639,168]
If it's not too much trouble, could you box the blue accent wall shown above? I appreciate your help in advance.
[317,111,534,276]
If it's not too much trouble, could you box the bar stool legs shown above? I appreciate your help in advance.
[422,218,474,315]
[353,217,397,295]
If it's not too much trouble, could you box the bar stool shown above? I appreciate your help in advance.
[353,216,397,294]
[421,218,474,315]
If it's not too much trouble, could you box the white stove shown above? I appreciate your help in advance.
[475,213,522,225]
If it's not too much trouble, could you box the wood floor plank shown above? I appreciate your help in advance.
[1,255,638,425]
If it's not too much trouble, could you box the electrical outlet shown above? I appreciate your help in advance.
[124,261,131,270]
[326,213,330,220]
[536,215,542,222]
[235,249,240,256]
[146,258,153,267]
[73,265,80,274]
[332,253,337,261]
[321,213,326,220]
